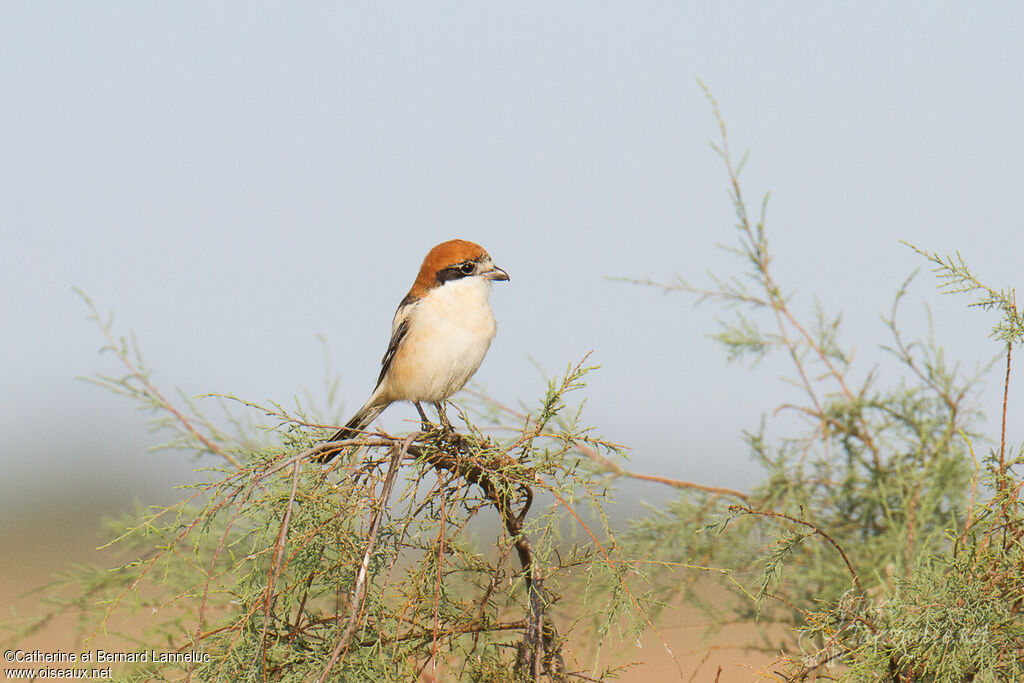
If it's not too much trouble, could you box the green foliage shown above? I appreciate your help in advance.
[9,300,648,681]
[621,90,1024,680]
[906,246,1024,345]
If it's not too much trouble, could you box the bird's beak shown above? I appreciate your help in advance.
[485,265,510,282]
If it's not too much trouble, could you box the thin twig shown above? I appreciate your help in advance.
[78,290,241,469]
[999,341,1011,490]
[260,457,303,678]
[575,439,748,501]
[729,504,864,599]
[318,434,417,682]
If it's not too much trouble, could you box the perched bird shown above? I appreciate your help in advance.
[316,239,509,463]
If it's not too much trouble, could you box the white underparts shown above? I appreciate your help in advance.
[375,276,497,404]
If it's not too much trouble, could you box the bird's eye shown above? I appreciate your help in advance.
[460,262,475,275]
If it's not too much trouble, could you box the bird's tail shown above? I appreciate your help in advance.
[316,399,389,463]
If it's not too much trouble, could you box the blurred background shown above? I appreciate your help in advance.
[2,3,1022,678]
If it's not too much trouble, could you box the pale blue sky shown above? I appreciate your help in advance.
[2,4,1022,522]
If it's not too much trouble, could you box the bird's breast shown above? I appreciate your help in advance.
[384,278,497,403]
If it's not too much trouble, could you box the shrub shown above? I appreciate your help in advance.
[623,89,1024,681]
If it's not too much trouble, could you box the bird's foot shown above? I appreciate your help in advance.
[413,401,435,433]
[434,401,455,432]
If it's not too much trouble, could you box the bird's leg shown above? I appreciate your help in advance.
[414,401,431,432]
[434,401,453,431]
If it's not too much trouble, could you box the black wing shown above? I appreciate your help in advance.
[375,299,414,389]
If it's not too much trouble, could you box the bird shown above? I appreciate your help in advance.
[315,239,509,463]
